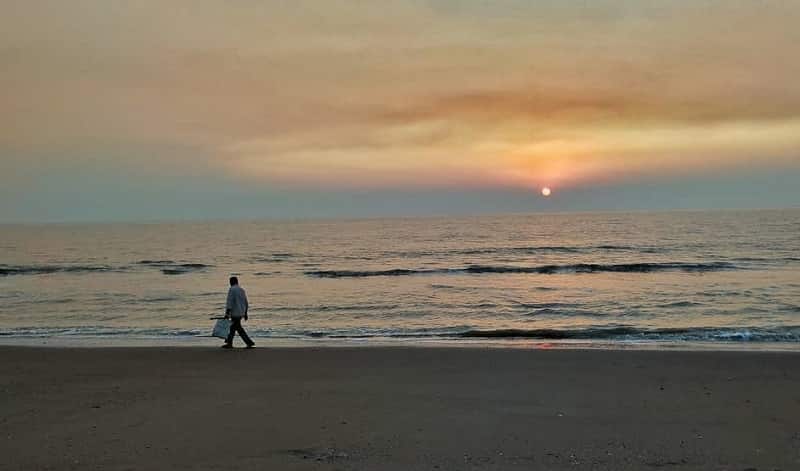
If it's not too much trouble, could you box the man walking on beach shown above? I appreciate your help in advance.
[222,276,255,348]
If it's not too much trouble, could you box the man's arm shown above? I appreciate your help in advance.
[243,291,249,321]
[225,288,233,318]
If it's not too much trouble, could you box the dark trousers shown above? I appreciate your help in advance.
[225,317,254,346]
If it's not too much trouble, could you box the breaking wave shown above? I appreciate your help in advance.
[0,264,118,276]
[137,260,212,275]
[0,261,215,277]
[3,325,798,343]
[305,262,738,278]
[453,327,800,342]
[450,245,663,255]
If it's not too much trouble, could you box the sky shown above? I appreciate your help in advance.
[1,0,799,222]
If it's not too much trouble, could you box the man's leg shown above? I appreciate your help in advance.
[235,320,255,347]
[224,318,238,346]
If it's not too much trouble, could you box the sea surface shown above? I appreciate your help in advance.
[1,209,799,349]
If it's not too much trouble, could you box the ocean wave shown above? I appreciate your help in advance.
[305,261,738,278]
[2,325,799,343]
[0,327,206,337]
[454,245,619,255]
[0,264,117,276]
[386,245,665,258]
[0,260,213,276]
[137,260,213,275]
[160,266,210,275]
[516,302,580,309]
[288,326,800,342]
[657,301,704,308]
[455,327,800,342]
[252,253,295,263]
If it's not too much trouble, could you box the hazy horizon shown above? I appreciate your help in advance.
[2,0,799,222]
[3,204,799,226]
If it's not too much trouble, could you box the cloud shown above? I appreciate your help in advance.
[1,0,799,195]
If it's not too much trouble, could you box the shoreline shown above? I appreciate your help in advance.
[2,346,799,470]
[2,335,800,352]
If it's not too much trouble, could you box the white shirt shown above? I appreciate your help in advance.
[226,285,249,318]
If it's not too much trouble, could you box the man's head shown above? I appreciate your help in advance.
[229,276,239,286]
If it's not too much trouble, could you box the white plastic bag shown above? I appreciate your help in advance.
[212,318,231,339]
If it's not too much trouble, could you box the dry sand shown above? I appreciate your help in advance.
[1,346,799,470]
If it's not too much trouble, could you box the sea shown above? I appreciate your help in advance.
[1,209,799,349]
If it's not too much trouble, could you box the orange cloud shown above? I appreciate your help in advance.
[2,0,800,191]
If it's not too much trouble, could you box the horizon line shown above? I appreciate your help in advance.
[2,206,798,227]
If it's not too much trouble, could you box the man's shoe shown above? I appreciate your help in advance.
[246,344,256,349]
[221,343,233,349]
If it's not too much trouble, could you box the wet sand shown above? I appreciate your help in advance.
[1,346,799,470]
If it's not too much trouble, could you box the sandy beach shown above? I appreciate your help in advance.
[1,346,799,470]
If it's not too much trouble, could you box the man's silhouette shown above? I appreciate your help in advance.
[222,276,254,348]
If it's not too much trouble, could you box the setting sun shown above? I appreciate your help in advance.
[541,187,552,197]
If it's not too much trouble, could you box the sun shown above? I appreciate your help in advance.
[541,187,552,197]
